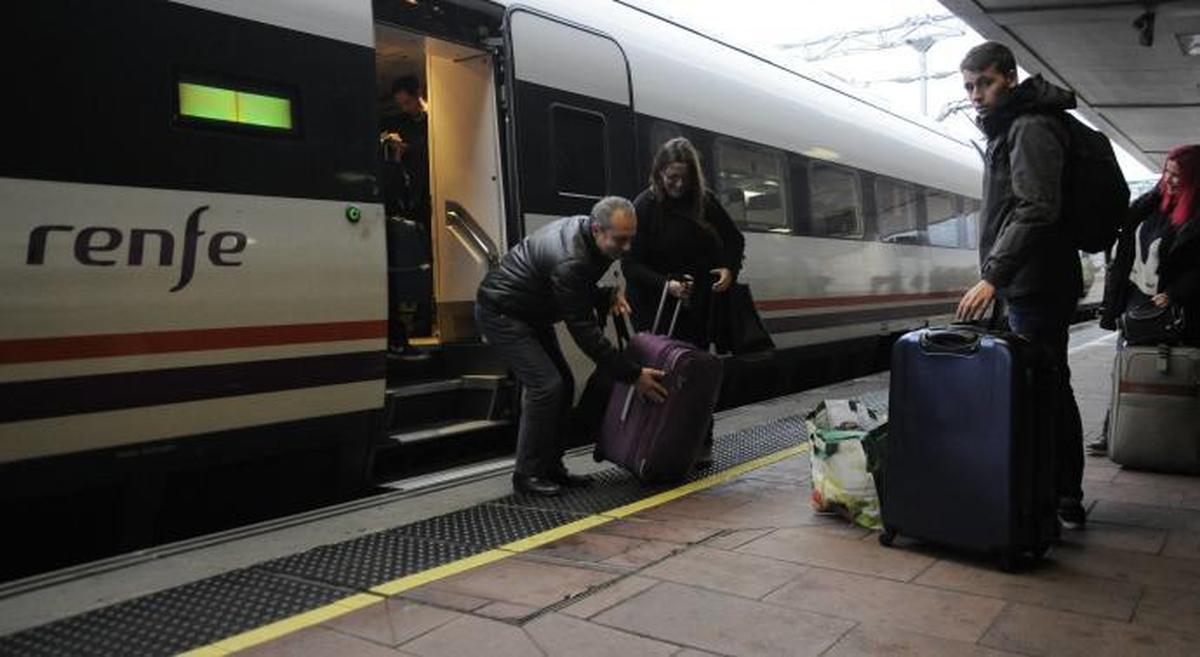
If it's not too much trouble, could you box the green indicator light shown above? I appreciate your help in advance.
[237,91,293,130]
[179,82,293,130]
[345,206,362,223]
[179,83,237,122]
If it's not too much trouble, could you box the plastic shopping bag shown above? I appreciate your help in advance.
[806,400,886,530]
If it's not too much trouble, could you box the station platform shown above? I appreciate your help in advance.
[3,324,1200,656]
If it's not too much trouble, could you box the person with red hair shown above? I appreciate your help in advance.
[1090,144,1200,455]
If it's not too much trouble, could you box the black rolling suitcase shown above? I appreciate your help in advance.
[881,325,1059,570]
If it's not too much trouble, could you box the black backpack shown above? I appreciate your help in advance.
[1059,113,1130,253]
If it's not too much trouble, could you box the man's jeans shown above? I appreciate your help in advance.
[1006,295,1085,502]
[475,303,574,477]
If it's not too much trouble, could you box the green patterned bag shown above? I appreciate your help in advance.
[806,400,886,530]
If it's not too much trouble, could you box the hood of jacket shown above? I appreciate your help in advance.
[978,74,1076,139]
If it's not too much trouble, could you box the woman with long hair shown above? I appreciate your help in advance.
[1089,144,1200,455]
[623,137,746,467]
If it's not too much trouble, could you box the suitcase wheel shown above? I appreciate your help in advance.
[878,527,897,547]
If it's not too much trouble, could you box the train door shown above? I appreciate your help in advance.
[503,8,637,232]
[502,7,638,398]
[374,23,505,348]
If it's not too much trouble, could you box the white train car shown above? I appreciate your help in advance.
[1,0,990,575]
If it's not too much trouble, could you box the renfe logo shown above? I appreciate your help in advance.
[25,206,247,292]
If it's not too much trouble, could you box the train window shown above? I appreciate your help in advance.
[551,104,608,198]
[713,137,789,231]
[807,162,863,239]
[963,197,981,249]
[177,80,295,132]
[875,178,921,245]
[648,120,686,153]
[926,190,964,248]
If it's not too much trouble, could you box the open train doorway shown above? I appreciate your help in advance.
[374,23,506,357]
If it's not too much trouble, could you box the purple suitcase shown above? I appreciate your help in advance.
[595,281,724,483]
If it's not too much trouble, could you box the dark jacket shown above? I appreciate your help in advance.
[623,188,745,345]
[977,75,1082,301]
[1101,189,1200,344]
[477,216,639,382]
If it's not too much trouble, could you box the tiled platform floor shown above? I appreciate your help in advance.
[238,331,1200,657]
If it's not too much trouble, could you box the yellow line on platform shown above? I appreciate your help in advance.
[601,444,809,518]
[499,514,614,552]
[178,593,380,656]
[368,549,512,597]
[175,441,809,655]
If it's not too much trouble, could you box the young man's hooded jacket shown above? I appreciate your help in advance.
[976,75,1083,301]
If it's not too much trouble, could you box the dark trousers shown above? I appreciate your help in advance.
[1006,295,1084,501]
[475,304,574,477]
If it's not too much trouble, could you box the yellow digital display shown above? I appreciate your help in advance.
[178,82,293,130]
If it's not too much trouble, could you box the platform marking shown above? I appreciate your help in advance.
[175,441,811,655]
[498,514,616,552]
[179,592,379,656]
[599,444,809,519]
[367,549,512,597]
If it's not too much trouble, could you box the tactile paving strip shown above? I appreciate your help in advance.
[0,389,891,655]
[493,468,664,516]
[391,503,589,547]
[690,415,810,480]
[0,568,346,657]
[260,532,484,591]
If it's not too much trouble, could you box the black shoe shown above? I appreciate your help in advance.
[1086,437,1108,456]
[513,473,562,497]
[1058,498,1087,530]
[547,468,593,489]
[695,444,714,470]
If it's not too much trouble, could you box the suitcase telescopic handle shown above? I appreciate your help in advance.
[652,275,687,338]
[621,277,685,422]
[920,327,982,355]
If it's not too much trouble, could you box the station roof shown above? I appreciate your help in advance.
[940,0,1200,172]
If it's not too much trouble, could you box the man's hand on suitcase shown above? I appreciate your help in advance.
[956,279,996,322]
[636,368,668,403]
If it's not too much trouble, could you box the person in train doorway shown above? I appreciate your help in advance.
[476,197,670,497]
[381,76,434,352]
[954,41,1088,529]
[380,75,432,229]
[1088,144,1200,455]
[622,137,746,469]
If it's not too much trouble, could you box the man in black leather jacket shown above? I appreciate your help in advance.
[477,197,668,496]
[956,41,1087,528]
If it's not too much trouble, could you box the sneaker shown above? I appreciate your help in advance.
[1058,498,1087,530]
[1085,436,1108,456]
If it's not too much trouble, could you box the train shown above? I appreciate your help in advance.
[0,0,1104,577]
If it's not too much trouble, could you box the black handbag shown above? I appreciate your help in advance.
[712,283,775,355]
[1119,302,1186,346]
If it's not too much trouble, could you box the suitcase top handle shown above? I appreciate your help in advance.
[920,328,983,355]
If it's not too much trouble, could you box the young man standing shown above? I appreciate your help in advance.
[380,75,431,228]
[476,197,668,497]
[956,41,1087,528]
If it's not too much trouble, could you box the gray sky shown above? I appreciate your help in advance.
[630,0,1156,180]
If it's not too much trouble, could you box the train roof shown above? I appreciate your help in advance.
[500,0,983,197]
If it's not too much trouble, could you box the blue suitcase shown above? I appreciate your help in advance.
[880,326,1059,570]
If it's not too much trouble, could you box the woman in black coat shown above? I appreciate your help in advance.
[1090,144,1200,455]
[622,137,746,467]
